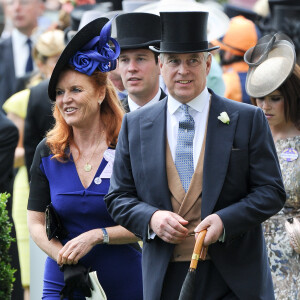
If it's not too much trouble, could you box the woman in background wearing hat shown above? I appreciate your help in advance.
[2,29,65,300]
[245,32,300,299]
[27,17,143,300]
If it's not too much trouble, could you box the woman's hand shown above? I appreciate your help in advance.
[57,229,100,265]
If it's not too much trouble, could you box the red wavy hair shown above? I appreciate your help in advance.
[46,66,124,161]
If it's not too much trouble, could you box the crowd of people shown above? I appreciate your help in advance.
[0,0,299,299]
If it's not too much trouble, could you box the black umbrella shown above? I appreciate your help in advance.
[178,229,207,300]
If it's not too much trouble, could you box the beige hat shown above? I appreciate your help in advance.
[244,33,296,98]
[33,30,65,59]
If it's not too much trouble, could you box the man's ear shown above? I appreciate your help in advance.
[206,54,212,76]
[158,56,163,70]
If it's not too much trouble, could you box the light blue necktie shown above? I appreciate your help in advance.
[175,104,195,192]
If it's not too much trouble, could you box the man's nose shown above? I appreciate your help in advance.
[128,60,138,72]
[177,62,189,75]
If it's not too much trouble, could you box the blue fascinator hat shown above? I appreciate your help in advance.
[48,17,120,101]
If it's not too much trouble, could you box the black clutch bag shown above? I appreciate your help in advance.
[45,203,68,241]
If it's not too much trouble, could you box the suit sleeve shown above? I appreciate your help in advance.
[105,114,158,241]
[27,140,51,212]
[24,89,40,180]
[216,108,286,240]
[0,114,18,186]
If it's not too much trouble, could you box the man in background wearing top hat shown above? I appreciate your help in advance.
[105,11,286,300]
[115,12,166,112]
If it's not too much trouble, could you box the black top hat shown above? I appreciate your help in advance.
[48,17,120,101]
[116,13,161,49]
[271,5,300,31]
[224,4,260,22]
[268,0,299,12]
[70,3,113,31]
[150,12,219,53]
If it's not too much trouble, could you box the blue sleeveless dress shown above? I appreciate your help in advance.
[28,139,143,300]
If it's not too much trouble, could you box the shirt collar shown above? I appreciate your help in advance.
[168,87,210,115]
[12,29,28,47]
[128,89,161,112]
[12,28,39,47]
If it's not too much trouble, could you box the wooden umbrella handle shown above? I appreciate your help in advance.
[190,229,207,270]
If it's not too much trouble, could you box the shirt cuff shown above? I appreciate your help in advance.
[147,225,156,240]
[218,227,226,243]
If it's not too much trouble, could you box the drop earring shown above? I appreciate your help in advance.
[98,100,102,106]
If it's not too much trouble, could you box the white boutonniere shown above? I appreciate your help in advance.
[218,112,230,125]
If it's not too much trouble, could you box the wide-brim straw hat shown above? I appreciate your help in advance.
[244,32,296,98]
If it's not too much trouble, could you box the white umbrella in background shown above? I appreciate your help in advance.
[133,0,230,42]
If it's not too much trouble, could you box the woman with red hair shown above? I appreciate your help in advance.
[27,17,143,300]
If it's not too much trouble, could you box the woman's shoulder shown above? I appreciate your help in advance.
[275,135,300,150]
[2,88,30,119]
[36,138,52,158]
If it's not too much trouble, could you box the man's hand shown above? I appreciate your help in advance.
[194,214,224,246]
[150,210,189,244]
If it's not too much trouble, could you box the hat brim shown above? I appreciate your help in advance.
[120,40,160,50]
[149,45,219,53]
[245,42,296,98]
[48,17,109,101]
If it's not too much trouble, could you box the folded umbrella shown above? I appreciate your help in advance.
[178,229,207,300]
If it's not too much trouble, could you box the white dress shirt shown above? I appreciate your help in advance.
[167,87,211,168]
[128,89,161,112]
[148,88,225,240]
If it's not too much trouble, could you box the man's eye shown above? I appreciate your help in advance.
[119,58,128,63]
[188,59,200,66]
[168,59,179,65]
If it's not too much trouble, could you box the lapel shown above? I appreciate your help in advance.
[159,88,167,101]
[122,88,166,113]
[140,98,172,210]
[202,91,239,218]
[0,38,16,105]
[121,96,130,113]
[0,38,15,84]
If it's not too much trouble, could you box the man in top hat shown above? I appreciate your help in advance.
[115,12,166,112]
[266,0,300,65]
[105,11,286,300]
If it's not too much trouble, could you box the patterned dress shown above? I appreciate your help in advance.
[263,136,300,300]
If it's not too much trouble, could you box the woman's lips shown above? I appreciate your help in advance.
[264,113,273,119]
